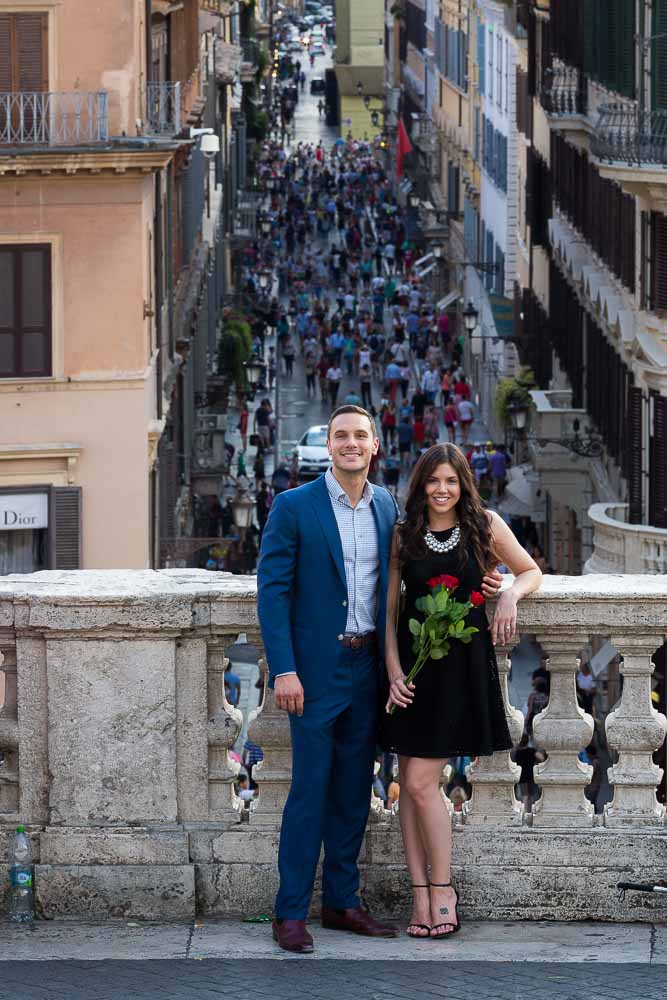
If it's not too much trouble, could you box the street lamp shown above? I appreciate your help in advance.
[244,354,268,387]
[508,399,530,433]
[462,300,479,335]
[231,482,256,532]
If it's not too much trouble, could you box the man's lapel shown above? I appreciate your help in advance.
[370,490,392,597]
[310,476,346,589]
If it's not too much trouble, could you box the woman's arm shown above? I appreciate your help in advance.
[487,511,543,645]
[385,527,415,711]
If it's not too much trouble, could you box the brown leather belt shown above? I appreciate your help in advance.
[341,632,377,649]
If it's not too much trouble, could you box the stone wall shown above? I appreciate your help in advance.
[0,570,665,922]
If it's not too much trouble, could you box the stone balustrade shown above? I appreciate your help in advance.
[0,570,665,923]
[585,503,667,575]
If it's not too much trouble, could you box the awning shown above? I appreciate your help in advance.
[498,465,546,523]
[489,293,515,340]
[215,41,242,84]
[437,290,459,312]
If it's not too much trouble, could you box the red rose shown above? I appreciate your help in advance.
[470,591,485,607]
[440,575,459,590]
[426,576,442,589]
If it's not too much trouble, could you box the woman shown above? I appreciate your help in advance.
[381,444,542,940]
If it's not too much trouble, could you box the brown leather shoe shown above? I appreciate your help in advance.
[272,918,314,954]
[321,906,398,937]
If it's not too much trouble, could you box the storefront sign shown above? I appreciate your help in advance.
[0,493,48,531]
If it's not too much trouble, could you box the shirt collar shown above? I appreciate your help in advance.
[325,468,374,507]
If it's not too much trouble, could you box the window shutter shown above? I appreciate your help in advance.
[651,212,667,312]
[627,385,643,525]
[16,13,48,92]
[478,18,485,96]
[0,15,12,91]
[50,487,82,569]
[650,394,667,528]
[653,4,667,109]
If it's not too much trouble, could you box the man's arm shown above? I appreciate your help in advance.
[256,493,300,685]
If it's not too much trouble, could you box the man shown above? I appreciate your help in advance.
[258,405,506,953]
[258,406,398,953]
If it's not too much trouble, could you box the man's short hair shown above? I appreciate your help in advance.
[327,405,377,440]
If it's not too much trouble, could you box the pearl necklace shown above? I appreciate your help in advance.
[424,523,460,554]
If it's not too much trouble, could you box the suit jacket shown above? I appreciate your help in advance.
[257,475,398,700]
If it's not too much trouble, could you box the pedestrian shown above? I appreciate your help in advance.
[381,443,541,939]
[457,397,474,445]
[397,414,413,468]
[490,444,508,498]
[238,401,249,453]
[326,362,343,406]
[444,399,458,444]
[380,400,397,448]
[470,442,490,483]
[360,364,373,408]
[254,398,273,452]
[283,335,296,377]
[383,446,400,497]
[254,444,266,492]
[257,406,400,953]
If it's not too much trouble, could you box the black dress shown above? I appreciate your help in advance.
[380,526,513,759]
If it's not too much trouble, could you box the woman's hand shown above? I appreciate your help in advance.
[385,672,415,712]
[491,589,518,646]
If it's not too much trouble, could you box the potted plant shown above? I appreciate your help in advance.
[494,366,536,430]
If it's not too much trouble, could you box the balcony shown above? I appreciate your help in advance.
[0,91,108,146]
[592,103,667,167]
[0,570,665,921]
[146,81,182,136]
[541,60,587,120]
[585,503,667,575]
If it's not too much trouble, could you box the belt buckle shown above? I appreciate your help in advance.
[350,634,363,649]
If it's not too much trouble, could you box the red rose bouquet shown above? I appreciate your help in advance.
[389,575,484,714]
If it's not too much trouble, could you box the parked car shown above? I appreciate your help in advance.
[295,425,330,480]
[310,76,326,94]
[310,42,326,56]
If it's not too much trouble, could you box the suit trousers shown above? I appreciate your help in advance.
[275,644,378,920]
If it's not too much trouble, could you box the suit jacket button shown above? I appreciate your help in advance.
[337,634,344,641]
[342,599,348,607]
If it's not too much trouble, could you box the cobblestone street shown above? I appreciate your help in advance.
[1,958,665,1000]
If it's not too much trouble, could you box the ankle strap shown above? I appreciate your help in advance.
[412,883,429,888]
[429,882,452,887]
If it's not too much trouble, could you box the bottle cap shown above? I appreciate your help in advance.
[16,825,26,833]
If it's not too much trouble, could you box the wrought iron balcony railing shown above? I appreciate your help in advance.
[146,81,181,136]
[0,91,109,145]
[592,103,667,166]
[541,61,587,117]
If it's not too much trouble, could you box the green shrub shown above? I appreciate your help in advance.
[494,366,537,429]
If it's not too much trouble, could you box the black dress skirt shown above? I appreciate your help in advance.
[379,526,514,759]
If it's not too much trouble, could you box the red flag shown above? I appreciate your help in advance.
[396,119,413,179]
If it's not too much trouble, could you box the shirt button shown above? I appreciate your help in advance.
[337,634,344,641]
[342,599,348,607]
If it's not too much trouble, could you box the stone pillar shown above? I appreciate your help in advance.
[0,648,19,818]
[16,637,49,827]
[175,636,209,823]
[247,658,293,828]
[464,637,524,826]
[531,633,595,828]
[206,641,243,823]
[604,635,667,828]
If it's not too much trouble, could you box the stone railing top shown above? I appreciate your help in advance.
[0,571,665,635]
[589,502,667,539]
[530,389,586,414]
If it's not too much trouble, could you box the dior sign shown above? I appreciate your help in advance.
[0,493,49,531]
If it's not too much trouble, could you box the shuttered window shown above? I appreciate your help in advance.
[50,487,82,570]
[0,244,52,378]
[627,385,643,524]
[584,0,635,99]
[0,12,48,92]
[653,3,667,110]
[650,393,667,529]
[477,17,485,97]
[650,212,667,312]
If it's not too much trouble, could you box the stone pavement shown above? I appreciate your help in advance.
[0,919,665,999]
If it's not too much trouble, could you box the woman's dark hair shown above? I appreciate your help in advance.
[397,443,500,574]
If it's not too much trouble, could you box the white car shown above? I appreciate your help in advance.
[295,425,330,480]
[311,42,326,55]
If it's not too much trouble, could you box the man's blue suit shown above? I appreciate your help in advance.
[257,473,398,919]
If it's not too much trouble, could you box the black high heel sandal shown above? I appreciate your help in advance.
[429,881,461,939]
[406,884,432,939]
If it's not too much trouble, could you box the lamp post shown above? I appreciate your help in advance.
[231,481,255,542]
[462,300,479,335]
[508,398,530,464]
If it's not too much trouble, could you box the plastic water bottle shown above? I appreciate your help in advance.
[8,825,34,924]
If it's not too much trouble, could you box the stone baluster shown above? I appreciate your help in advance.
[247,658,293,828]
[206,640,243,823]
[369,760,391,822]
[604,635,667,828]
[464,636,524,826]
[530,632,595,828]
[0,647,19,817]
